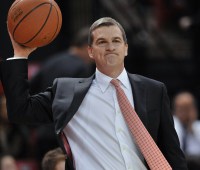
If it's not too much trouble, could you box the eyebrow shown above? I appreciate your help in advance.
[96,38,106,42]
[113,36,122,39]
[96,36,122,43]
[113,37,122,41]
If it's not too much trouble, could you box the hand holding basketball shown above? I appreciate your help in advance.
[8,30,37,58]
[7,0,62,48]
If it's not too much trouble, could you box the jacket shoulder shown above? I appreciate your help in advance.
[128,73,164,87]
[53,76,94,85]
[54,77,84,84]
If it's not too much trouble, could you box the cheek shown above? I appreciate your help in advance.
[125,50,128,56]
[123,47,128,56]
[93,50,104,60]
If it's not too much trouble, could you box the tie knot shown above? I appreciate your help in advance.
[111,79,120,88]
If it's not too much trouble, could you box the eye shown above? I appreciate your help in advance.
[98,40,106,44]
[113,39,121,43]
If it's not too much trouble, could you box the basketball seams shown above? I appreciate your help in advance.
[8,0,23,13]
[46,4,61,44]
[22,2,53,45]
[13,2,52,44]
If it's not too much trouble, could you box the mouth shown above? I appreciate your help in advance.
[105,53,117,56]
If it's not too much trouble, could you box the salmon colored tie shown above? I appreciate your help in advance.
[111,79,172,170]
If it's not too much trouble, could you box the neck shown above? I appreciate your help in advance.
[98,66,124,78]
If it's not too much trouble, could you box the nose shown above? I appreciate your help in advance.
[106,42,115,51]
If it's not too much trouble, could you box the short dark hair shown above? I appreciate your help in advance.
[42,148,66,170]
[88,17,127,46]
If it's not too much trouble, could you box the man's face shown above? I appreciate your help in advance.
[174,93,197,126]
[88,25,128,74]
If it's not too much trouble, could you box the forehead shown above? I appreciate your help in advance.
[92,25,123,40]
[175,94,194,105]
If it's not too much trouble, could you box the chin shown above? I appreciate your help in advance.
[106,61,118,67]
[106,57,119,65]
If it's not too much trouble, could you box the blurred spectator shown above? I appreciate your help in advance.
[16,160,38,170]
[172,91,200,169]
[0,155,18,170]
[42,148,65,170]
[29,27,95,94]
[173,91,200,155]
[0,94,30,159]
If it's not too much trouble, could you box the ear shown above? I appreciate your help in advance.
[88,46,94,59]
[125,43,128,56]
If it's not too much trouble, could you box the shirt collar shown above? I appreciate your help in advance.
[95,68,130,93]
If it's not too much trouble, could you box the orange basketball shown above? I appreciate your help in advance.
[7,0,62,47]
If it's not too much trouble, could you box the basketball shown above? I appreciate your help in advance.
[7,0,62,47]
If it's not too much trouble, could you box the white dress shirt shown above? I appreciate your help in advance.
[174,116,200,156]
[63,68,147,170]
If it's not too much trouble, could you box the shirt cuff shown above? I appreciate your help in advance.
[7,56,28,60]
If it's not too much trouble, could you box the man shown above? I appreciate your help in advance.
[1,17,187,170]
[42,148,65,170]
[173,91,200,156]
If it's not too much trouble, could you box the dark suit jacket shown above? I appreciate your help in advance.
[1,59,188,170]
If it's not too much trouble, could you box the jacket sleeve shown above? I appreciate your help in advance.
[1,59,56,125]
[158,83,188,170]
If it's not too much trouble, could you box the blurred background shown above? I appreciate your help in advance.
[1,0,200,169]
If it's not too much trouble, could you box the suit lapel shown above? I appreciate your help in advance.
[128,73,148,127]
[57,75,94,133]
[74,76,94,104]
[67,75,94,118]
